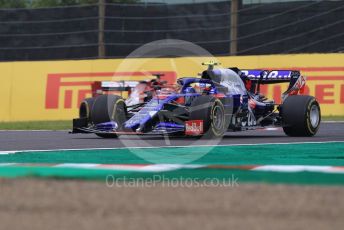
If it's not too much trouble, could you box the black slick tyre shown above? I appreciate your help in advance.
[79,98,95,122]
[91,95,127,138]
[281,95,321,137]
[189,95,228,138]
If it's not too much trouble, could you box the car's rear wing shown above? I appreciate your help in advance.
[101,81,139,90]
[241,70,301,84]
[91,81,140,97]
[241,69,306,101]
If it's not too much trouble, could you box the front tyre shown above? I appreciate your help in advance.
[281,95,321,137]
[91,95,127,138]
[189,96,228,138]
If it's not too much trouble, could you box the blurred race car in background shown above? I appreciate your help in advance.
[89,73,169,106]
[72,62,321,138]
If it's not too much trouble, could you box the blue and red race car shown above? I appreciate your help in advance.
[72,62,321,138]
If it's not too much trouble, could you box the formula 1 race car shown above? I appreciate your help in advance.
[90,73,169,106]
[72,62,321,138]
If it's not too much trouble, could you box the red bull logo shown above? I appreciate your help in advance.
[185,120,204,135]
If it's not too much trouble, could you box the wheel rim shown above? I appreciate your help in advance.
[310,104,320,128]
[212,105,224,130]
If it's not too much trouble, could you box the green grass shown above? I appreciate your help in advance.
[0,120,71,130]
[0,116,342,130]
[321,116,344,121]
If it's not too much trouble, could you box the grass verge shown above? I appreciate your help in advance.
[0,120,71,130]
[0,116,343,130]
[321,116,344,121]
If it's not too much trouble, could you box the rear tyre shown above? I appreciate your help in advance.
[91,95,127,138]
[189,96,228,138]
[79,98,95,122]
[281,95,321,137]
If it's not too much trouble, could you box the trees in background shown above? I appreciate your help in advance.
[0,0,27,8]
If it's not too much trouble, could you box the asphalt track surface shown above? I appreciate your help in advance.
[0,122,343,151]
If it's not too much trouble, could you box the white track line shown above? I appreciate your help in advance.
[0,140,343,155]
[0,151,17,155]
